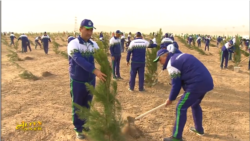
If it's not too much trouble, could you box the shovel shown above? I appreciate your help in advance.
[127,94,183,125]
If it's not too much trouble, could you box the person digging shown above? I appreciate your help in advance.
[153,49,214,141]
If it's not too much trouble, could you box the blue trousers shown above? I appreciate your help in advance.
[10,40,14,46]
[220,51,229,68]
[217,41,220,47]
[121,41,125,52]
[70,78,95,133]
[22,45,27,53]
[172,91,206,139]
[197,42,201,47]
[44,45,49,54]
[249,60,250,70]
[205,44,209,51]
[129,63,145,91]
[112,55,121,78]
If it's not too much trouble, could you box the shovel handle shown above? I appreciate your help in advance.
[135,94,183,120]
[135,103,165,120]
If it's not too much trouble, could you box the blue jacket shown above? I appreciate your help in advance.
[245,40,249,46]
[41,35,51,47]
[173,41,179,49]
[217,37,222,42]
[221,42,235,53]
[165,53,214,100]
[99,33,103,38]
[10,34,16,40]
[126,38,149,63]
[67,36,99,82]
[205,38,210,45]
[109,36,122,56]
[18,35,29,46]
[188,36,193,42]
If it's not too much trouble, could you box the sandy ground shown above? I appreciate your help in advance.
[1,35,249,141]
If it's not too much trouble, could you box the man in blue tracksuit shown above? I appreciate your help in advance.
[217,36,222,47]
[153,49,214,141]
[246,42,250,70]
[120,33,126,52]
[205,36,211,51]
[67,19,107,139]
[126,32,149,91]
[10,32,16,46]
[161,37,180,50]
[41,32,51,54]
[126,32,132,51]
[188,35,193,45]
[170,34,175,41]
[110,30,123,80]
[228,37,236,60]
[220,40,235,69]
[18,34,30,53]
[99,31,103,41]
[67,35,75,43]
[35,36,41,49]
[196,35,201,47]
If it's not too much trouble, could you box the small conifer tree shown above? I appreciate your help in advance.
[233,35,241,66]
[192,35,196,46]
[96,36,109,54]
[73,49,124,141]
[145,28,162,86]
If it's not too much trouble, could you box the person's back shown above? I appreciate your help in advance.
[10,34,15,40]
[168,53,214,92]
[109,36,121,56]
[127,38,149,63]
[19,35,28,45]
[41,35,51,46]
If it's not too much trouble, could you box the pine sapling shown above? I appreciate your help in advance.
[73,49,124,141]
[144,29,162,87]
[233,35,241,66]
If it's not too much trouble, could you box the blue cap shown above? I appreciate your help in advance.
[80,19,96,29]
[116,30,122,34]
[165,33,169,37]
[153,49,169,62]
[136,32,142,36]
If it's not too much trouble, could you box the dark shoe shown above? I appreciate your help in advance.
[76,132,86,140]
[189,127,204,136]
[139,89,145,92]
[163,136,183,141]
[117,77,123,80]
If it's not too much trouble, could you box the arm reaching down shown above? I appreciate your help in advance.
[167,65,182,101]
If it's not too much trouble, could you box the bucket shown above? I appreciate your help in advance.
[234,67,241,72]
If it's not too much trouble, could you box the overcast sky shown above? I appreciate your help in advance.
[2,0,249,35]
